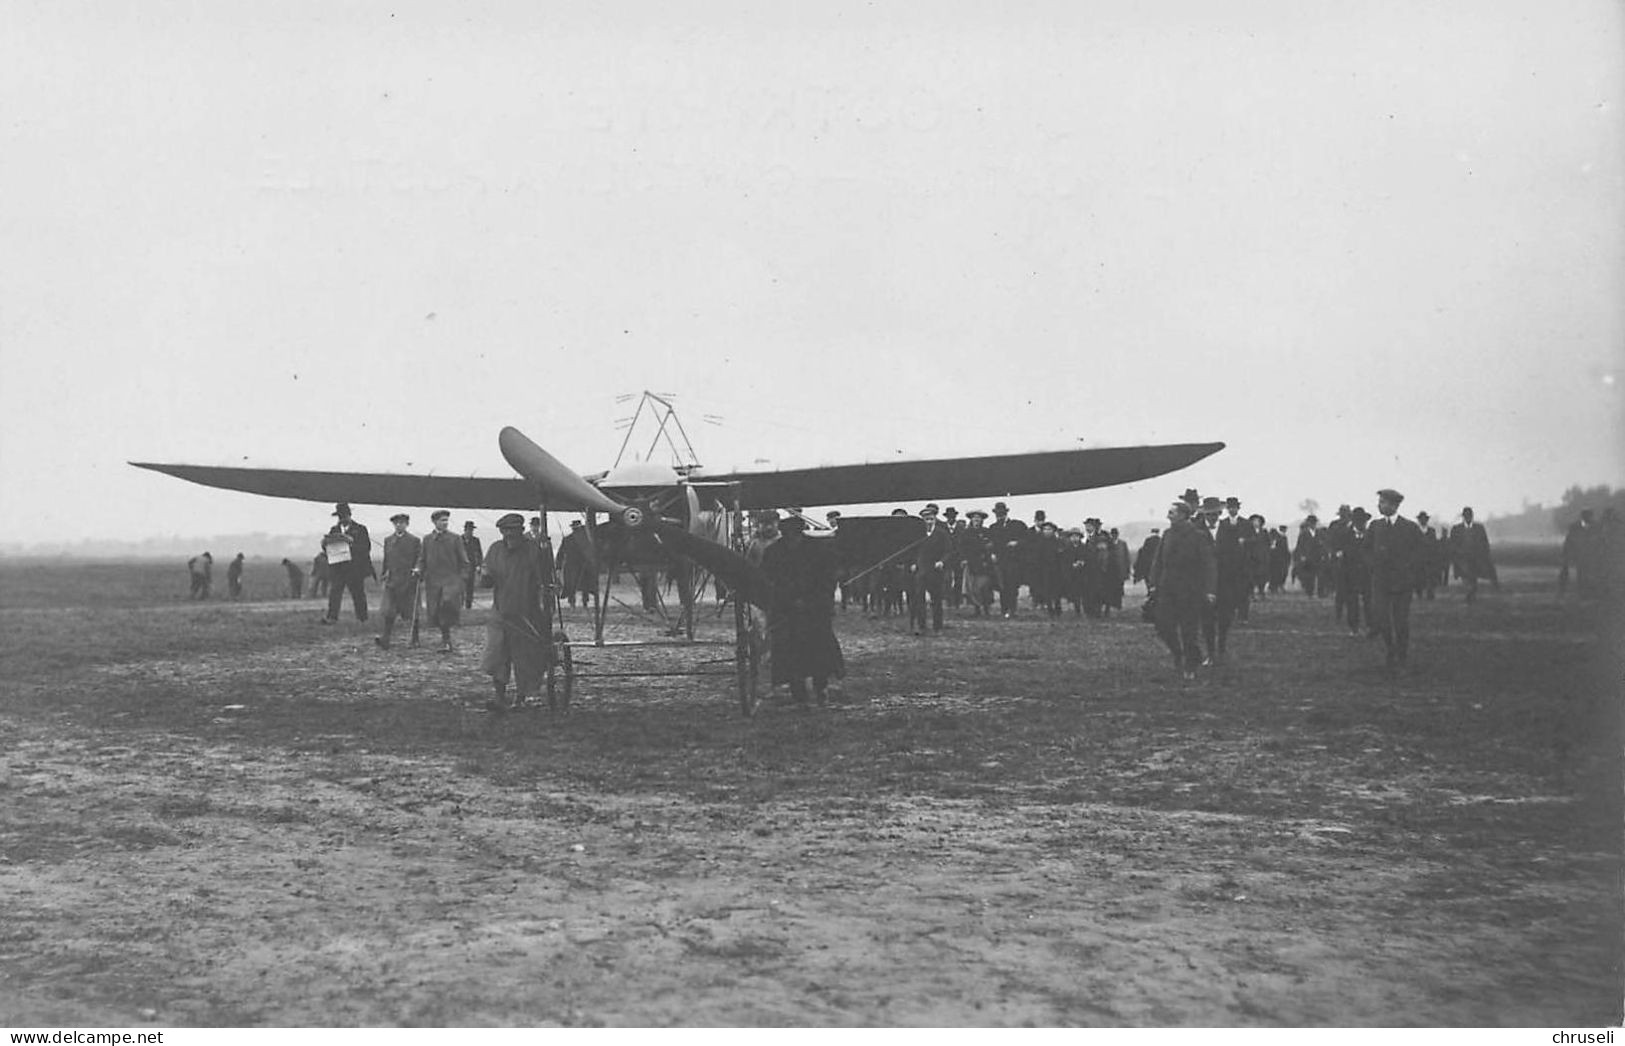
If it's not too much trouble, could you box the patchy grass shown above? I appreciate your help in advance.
[0,559,1618,1027]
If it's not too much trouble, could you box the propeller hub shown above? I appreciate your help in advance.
[621,505,647,529]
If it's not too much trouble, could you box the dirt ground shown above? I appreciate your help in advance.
[0,560,1619,1027]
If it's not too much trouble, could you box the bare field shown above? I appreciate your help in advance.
[0,561,1619,1027]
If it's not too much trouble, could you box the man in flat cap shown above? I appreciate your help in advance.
[321,502,374,624]
[416,510,469,652]
[375,513,421,649]
[910,504,952,635]
[479,513,552,710]
[1370,489,1423,671]
[461,521,484,610]
[1149,497,1216,680]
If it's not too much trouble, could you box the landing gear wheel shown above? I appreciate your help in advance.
[547,635,574,714]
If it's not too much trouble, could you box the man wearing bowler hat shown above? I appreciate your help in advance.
[986,501,1028,618]
[321,502,374,624]
[1370,488,1423,671]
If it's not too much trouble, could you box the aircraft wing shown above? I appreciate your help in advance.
[693,442,1225,510]
[127,462,585,511]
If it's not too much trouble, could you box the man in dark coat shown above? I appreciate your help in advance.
[759,514,843,705]
[1244,514,1271,602]
[281,558,304,599]
[226,553,246,600]
[417,510,469,652]
[1133,530,1162,590]
[556,520,599,609]
[1149,498,1216,680]
[1268,526,1291,593]
[1370,489,1424,670]
[909,504,952,634]
[309,550,329,598]
[1450,507,1498,603]
[375,513,422,648]
[1560,509,1596,597]
[321,502,375,624]
[959,509,995,615]
[1324,505,1354,622]
[1413,512,1441,599]
[188,551,213,600]
[480,512,553,710]
[986,501,1028,618]
[460,521,484,609]
[1342,507,1373,635]
[1205,497,1246,661]
[1293,516,1324,596]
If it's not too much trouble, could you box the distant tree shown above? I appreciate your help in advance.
[1554,485,1625,533]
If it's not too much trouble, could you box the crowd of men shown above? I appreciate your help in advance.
[183,491,1625,704]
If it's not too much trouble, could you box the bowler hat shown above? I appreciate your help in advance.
[1416,511,1430,522]
[1200,496,1223,511]
[495,513,525,529]
[1351,507,1371,521]
[1224,496,1241,508]
[389,512,409,523]
[943,507,957,518]
[463,521,476,530]
[1180,488,1200,507]
[1084,517,1102,526]
[1304,514,1319,524]
[993,501,1009,512]
[1377,488,1405,504]
[333,502,352,517]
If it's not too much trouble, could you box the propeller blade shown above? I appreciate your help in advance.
[498,427,624,515]
[656,522,773,610]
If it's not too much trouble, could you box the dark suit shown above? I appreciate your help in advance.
[1450,521,1497,602]
[1150,518,1216,672]
[1370,514,1422,666]
[910,520,953,633]
[1213,516,1250,642]
[324,519,375,622]
[986,516,1028,616]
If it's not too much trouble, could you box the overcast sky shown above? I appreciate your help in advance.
[3,0,1621,545]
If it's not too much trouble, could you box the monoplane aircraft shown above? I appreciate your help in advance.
[132,398,1222,713]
